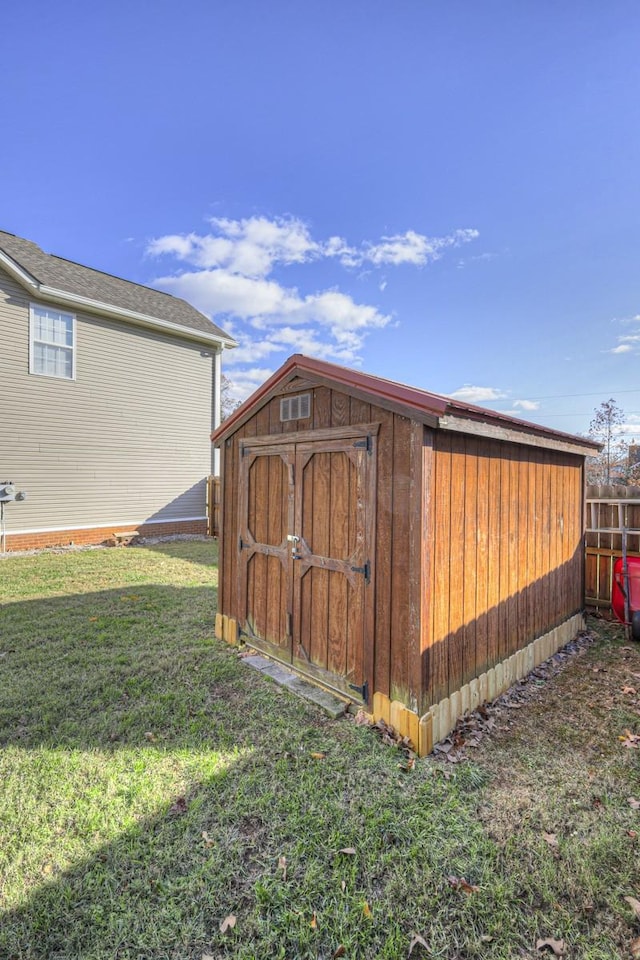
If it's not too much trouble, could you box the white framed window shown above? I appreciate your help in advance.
[29,304,76,380]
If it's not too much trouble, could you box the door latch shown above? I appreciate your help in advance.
[287,534,301,558]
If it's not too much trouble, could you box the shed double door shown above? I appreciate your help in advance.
[238,430,375,703]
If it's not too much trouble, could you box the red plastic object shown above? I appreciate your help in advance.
[611,556,640,624]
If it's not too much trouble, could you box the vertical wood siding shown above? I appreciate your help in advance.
[218,381,587,719]
[0,269,215,534]
[424,432,584,712]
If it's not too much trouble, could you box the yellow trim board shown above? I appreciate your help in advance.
[372,613,585,757]
[214,613,239,645]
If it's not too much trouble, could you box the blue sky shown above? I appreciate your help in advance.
[3,1,640,436]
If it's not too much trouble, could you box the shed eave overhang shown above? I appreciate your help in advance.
[438,412,602,458]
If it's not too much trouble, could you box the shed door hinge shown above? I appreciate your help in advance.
[349,679,369,704]
[353,434,373,455]
[350,559,371,584]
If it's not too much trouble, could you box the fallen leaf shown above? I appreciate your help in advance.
[310,752,326,760]
[333,947,346,958]
[628,831,638,838]
[620,730,640,748]
[408,932,429,955]
[632,936,640,960]
[363,901,372,919]
[202,831,214,847]
[89,616,98,622]
[536,938,565,956]
[629,798,640,809]
[536,938,566,956]
[219,914,236,934]
[398,758,416,773]
[447,875,479,894]
[480,935,494,942]
[202,954,214,960]
[144,731,157,742]
[278,855,287,881]
[338,847,356,856]
[310,912,317,929]
[543,832,559,847]
[341,880,346,892]
[446,751,465,764]
[625,896,640,919]
[623,686,638,695]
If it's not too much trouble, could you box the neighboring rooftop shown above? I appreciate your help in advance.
[0,229,234,345]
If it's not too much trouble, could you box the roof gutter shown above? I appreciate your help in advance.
[0,249,237,350]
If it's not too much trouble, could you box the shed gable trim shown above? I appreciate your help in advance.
[212,361,441,443]
[212,354,602,456]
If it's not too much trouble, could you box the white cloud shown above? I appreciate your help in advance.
[513,399,540,411]
[222,339,281,366]
[362,228,478,267]
[157,269,299,318]
[269,328,356,362]
[225,366,276,403]
[148,217,479,277]
[604,314,640,354]
[448,384,507,403]
[149,216,320,278]
[148,213,479,399]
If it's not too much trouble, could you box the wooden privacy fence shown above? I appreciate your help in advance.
[207,475,221,537]
[585,484,640,611]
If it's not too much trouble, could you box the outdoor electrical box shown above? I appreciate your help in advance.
[0,482,16,502]
[0,482,27,503]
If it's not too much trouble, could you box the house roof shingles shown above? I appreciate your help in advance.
[0,230,233,345]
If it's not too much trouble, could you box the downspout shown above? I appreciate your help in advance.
[213,347,222,477]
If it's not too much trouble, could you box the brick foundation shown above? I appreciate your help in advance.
[3,519,208,552]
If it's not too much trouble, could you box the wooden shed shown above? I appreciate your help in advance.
[212,355,600,755]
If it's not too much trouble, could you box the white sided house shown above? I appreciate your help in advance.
[0,230,235,550]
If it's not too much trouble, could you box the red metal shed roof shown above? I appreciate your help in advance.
[212,354,601,455]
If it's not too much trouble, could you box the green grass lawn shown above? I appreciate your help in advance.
[1,541,639,959]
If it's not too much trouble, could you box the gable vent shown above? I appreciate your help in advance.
[280,393,311,422]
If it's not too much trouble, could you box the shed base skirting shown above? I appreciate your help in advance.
[3,518,208,552]
[216,612,585,758]
[373,613,585,756]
